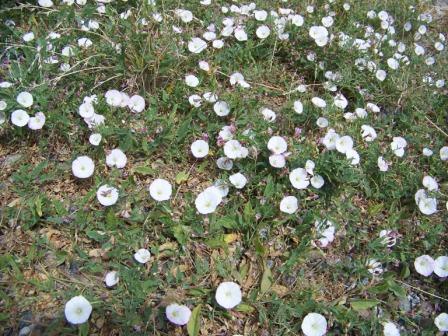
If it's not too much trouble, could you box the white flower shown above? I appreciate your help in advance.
[0,81,12,88]
[134,248,151,264]
[78,37,92,48]
[346,149,360,165]
[166,304,191,326]
[214,101,230,117]
[215,281,242,309]
[64,296,92,325]
[422,148,433,156]
[79,102,94,118]
[28,112,46,130]
[376,69,387,81]
[414,255,435,276]
[383,321,400,336]
[175,9,193,23]
[203,92,217,103]
[361,125,377,142]
[335,135,353,154]
[16,91,33,108]
[199,61,210,72]
[440,146,448,161]
[188,37,207,53]
[322,130,339,150]
[333,94,348,109]
[191,139,209,158]
[0,100,6,111]
[387,58,399,70]
[38,0,53,7]
[212,39,224,49]
[267,136,287,155]
[269,154,286,168]
[23,32,35,42]
[280,196,298,214]
[62,45,74,57]
[293,101,303,114]
[106,149,127,169]
[229,172,247,189]
[254,10,268,21]
[224,140,248,159]
[149,178,172,201]
[309,26,328,41]
[311,97,326,108]
[311,175,324,189]
[414,44,425,56]
[418,196,437,215]
[434,256,448,277]
[105,90,122,107]
[104,271,119,287]
[185,74,199,88]
[316,117,328,128]
[261,108,276,122]
[128,95,145,113]
[367,259,384,276]
[203,31,216,41]
[422,176,438,191]
[234,27,248,41]
[322,16,334,27]
[301,313,327,336]
[96,185,119,206]
[72,156,95,178]
[195,188,220,214]
[355,108,368,118]
[229,72,250,88]
[188,94,202,107]
[366,103,380,113]
[377,156,389,172]
[217,157,233,170]
[390,137,407,157]
[11,109,30,127]
[256,25,270,39]
[290,168,309,190]
[435,313,448,332]
[89,133,102,146]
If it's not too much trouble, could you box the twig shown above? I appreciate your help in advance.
[396,279,448,302]
[424,115,448,138]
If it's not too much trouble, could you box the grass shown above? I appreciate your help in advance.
[0,0,447,335]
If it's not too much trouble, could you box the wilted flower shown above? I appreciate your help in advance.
[367,259,383,276]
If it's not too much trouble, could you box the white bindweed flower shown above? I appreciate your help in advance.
[106,149,127,169]
[311,97,326,108]
[166,304,191,326]
[361,125,377,142]
[346,149,360,165]
[280,196,298,214]
[234,27,248,41]
[78,37,92,48]
[256,25,270,39]
[216,157,233,170]
[269,154,286,168]
[23,32,35,42]
[367,259,383,276]
[28,112,46,130]
[434,256,448,278]
[105,90,122,107]
[188,94,202,107]
[149,178,172,201]
[383,321,400,336]
[79,102,94,118]
[390,137,407,157]
[376,69,387,81]
[229,172,247,189]
[261,108,276,122]
[64,296,92,325]
[293,101,303,114]
[72,156,95,178]
[335,135,353,154]
[422,148,433,156]
[185,74,199,87]
[254,10,268,21]
[290,168,309,189]
[134,248,151,264]
[267,136,287,154]
[199,60,210,72]
[414,255,435,276]
[440,146,448,161]
[38,0,53,7]
[175,9,193,23]
[214,101,230,117]
[195,188,220,214]
[435,313,448,332]
[0,100,6,111]
[333,94,348,109]
[128,95,145,113]
[224,140,248,159]
[301,313,327,336]
[89,133,102,146]
[311,175,324,189]
[316,117,328,128]
[104,271,119,287]
[191,139,209,158]
[422,176,438,191]
[322,130,339,150]
[215,281,242,309]
[188,37,207,53]
[16,91,33,108]
[377,156,389,172]
[418,196,437,215]
[96,185,119,206]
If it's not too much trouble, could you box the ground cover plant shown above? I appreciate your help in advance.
[0,0,447,335]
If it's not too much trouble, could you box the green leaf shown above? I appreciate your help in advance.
[175,171,189,184]
[35,196,43,217]
[132,166,153,175]
[187,304,202,336]
[387,280,406,298]
[260,262,272,294]
[350,299,380,311]
[235,303,255,313]
[216,216,238,229]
